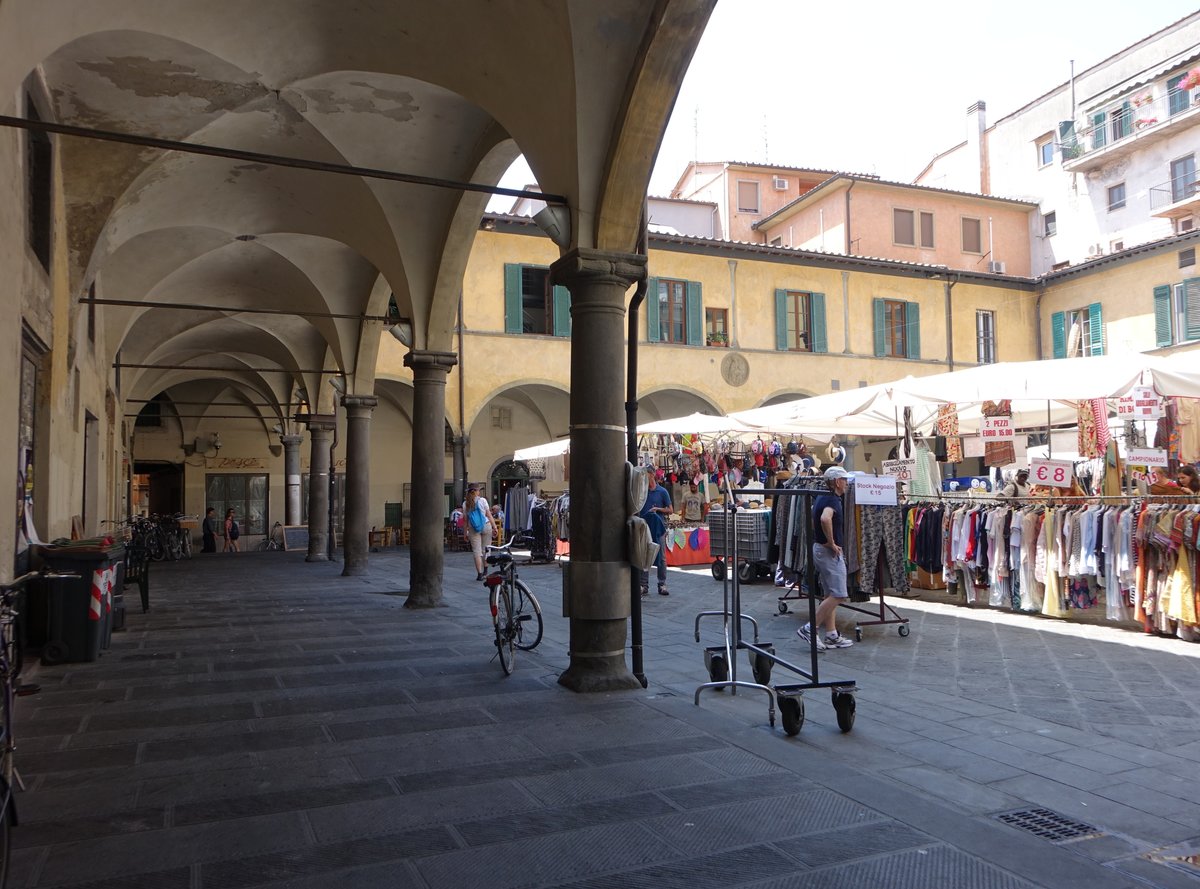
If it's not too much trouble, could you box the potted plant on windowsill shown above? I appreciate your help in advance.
[706,331,729,347]
[1135,117,1158,130]
[1132,92,1153,108]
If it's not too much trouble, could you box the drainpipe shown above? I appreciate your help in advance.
[1035,280,1046,360]
[844,179,856,254]
[944,276,957,371]
[456,289,468,504]
[626,201,649,688]
[841,271,851,353]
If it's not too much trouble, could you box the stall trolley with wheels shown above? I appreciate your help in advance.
[707,506,772,583]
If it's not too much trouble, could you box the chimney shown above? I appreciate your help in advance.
[966,101,988,194]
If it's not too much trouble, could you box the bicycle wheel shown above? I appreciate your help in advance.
[146,529,166,562]
[0,775,11,889]
[512,580,543,651]
[180,530,192,559]
[494,587,515,675]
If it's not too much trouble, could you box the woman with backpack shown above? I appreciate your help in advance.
[223,507,240,554]
[463,484,495,580]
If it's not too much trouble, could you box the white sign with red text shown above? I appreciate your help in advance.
[1127,447,1168,467]
[1116,386,1163,420]
[980,415,1015,440]
[1030,457,1074,488]
[881,458,915,481]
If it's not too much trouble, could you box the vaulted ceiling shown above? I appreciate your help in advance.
[3,0,714,422]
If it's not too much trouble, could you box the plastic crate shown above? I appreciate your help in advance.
[707,508,771,561]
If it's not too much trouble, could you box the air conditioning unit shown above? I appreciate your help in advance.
[1181,216,1196,233]
[772,177,788,191]
[987,260,1006,274]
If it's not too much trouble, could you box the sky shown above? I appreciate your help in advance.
[491,1,1199,208]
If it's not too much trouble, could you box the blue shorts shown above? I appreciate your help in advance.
[811,543,848,598]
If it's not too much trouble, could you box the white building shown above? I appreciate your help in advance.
[917,11,1200,275]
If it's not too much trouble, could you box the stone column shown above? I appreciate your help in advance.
[552,248,646,693]
[403,350,457,607]
[341,395,378,577]
[305,419,335,562]
[281,434,304,526]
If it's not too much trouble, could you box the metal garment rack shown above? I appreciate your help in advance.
[694,480,858,736]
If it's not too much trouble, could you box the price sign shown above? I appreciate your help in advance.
[1117,386,1163,420]
[881,458,916,481]
[1030,457,1073,488]
[856,475,898,505]
[1127,447,1168,467]
[979,415,1014,441]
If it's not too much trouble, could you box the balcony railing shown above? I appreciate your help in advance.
[1062,84,1199,166]
[1149,173,1200,214]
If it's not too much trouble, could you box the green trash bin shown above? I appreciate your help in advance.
[32,543,124,664]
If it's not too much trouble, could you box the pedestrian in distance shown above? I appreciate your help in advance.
[463,484,496,581]
[999,468,1030,500]
[201,506,218,553]
[797,466,855,650]
[638,472,673,596]
[223,508,240,554]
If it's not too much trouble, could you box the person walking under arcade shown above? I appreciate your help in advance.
[638,473,673,596]
[797,466,854,650]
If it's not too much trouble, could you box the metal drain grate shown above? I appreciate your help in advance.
[996,808,1099,842]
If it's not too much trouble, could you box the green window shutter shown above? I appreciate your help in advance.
[685,281,703,345]
[645,277,659,342]
[1154,285,1174,347]
[503,264,523,333]
[1090,112,1106,149]
[810,292,827,353]
[1051,311,1066,359]
[775,289,788,350]
[1118,101,1132,139]
[552,285,572,337]
[1185,278,1200,341]
[905,301,921,359]
[1088,302,1104,355]
[1169,74,1189,116]
[872,298,885,357]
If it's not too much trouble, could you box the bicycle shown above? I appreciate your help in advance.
[483,535,543,675]
[258,522,283,551]
[0,569,76,888]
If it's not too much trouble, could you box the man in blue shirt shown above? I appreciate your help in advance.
[797,466,854,650]
[638,473,673,596]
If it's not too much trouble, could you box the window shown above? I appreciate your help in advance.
[206,473,268,536]
[872,298,921,359]
[1110,102,1132,142]
[490,407,511,429]
[976,310,996,364]
[1110,240,1125,253]
[1037,136,1055,167]
[1155,279,1200,346]
[1171,154,1197,204]
[961,217,982,254]
[646,277,703,345]
[769,236,783,247]
[25,95,51,272]
[705,307,729,346]
[1043,212,1057,237]
[1182,248,1196,269]
[1168,73,1190,116]
[736,180,759,213]
[135,392,168,428]
[774,290,827,353]
[1090,110,1107,150]
[919,211,934,248]
[503,264,571,336]
[1107,183,1126,211]
[893,209,915,246]
[1051,304,1103,357]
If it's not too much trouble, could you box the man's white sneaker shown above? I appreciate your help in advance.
[825,632,854,649]
[796,624,826,651]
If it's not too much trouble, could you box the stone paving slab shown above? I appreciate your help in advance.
[9,550,1199,887]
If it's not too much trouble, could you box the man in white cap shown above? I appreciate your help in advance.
[797,466,855,650]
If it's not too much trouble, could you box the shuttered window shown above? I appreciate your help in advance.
[872,298,920,359]
[774,290,827,353]
[1051,303,1104,358]
[961,217,982,254]
[647,277,703,345]
[502,263,571,336]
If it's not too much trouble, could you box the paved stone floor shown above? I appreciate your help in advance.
[9,548,1200,888]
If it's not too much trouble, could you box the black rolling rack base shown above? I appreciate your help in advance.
[778,583,911,641]
[694,482,860,736]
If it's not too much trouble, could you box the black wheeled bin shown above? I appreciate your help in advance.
[31,542,124,665]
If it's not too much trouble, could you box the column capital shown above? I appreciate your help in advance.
[305,417,335,433]
[341,394,379,413]
[403,350,458,374]
[550,248,647,289]
[280,434,304,447]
